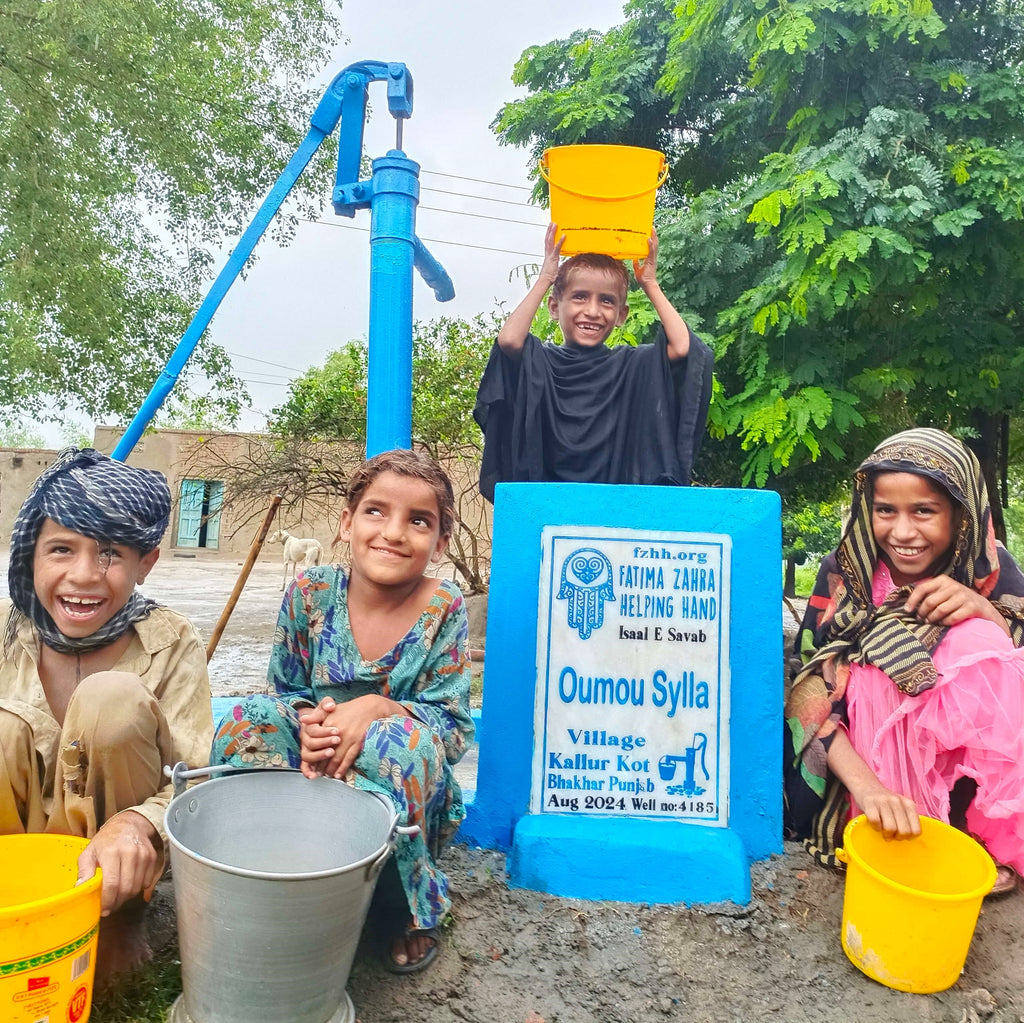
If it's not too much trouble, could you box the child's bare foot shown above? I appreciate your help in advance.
[94,897,152,991]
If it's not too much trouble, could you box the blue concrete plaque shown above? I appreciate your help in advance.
[461,482,782,906]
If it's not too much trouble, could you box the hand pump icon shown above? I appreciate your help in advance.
[658,733,709,797]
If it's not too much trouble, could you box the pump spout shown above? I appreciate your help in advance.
[414,236,455,302]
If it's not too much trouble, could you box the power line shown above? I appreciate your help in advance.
[419,204,546,229]
[239,403,276,419]
[420,168,533,192]
[226,349,299,373]
[299,217,541,259]
[418,233,539,258]
[237,368,293,381]
[422,185,538,210]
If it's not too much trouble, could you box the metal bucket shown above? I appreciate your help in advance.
[164,767,408,1023]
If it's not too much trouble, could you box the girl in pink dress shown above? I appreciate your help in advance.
[785,428,1024,894]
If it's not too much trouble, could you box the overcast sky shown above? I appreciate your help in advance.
[146,0,628,437]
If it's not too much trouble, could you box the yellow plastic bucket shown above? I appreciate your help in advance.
[540,144,669,259]
[837,815,995,993]
[0,835,102,1023]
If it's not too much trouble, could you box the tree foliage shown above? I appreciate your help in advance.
[268,345,369,441]
[0,0,341,423]
[494,0,1024,521]
[0,423,47,449]
[156,394,243,432]
[269,314,498,450]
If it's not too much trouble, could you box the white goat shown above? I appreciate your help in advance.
[267,529,324,590]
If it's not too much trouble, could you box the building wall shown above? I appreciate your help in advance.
[93,426,341,559]
[0,448,64,547]
[0,432,493,587]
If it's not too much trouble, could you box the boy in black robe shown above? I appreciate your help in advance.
[473,224,714,501]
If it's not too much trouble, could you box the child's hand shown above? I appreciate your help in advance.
[858,785,921,838]
[298,699,337,779]
[496,222,566,353]
[539,222,565,287]
[300,694,396,780]
[76,811,163,916]
[630,226,692,360]
[826,728,918,839]
[632,227,660,295]
[904,576,1010,633]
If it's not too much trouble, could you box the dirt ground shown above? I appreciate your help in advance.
[11,554,1024,1023]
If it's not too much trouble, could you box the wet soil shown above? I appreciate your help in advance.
[344,844,1023,1023]
[9,555,1021,1023]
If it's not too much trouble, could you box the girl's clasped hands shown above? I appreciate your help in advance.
[298,694,401,780]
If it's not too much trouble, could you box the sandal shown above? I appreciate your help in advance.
[962,830,1020,899]
[988,861,1020,899]
[383,925,440,974]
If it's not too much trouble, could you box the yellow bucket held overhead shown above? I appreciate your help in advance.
[540,145,669,260]
[837,815,995,994]
[0,834,102,1023]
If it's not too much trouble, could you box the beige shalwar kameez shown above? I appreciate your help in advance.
[0,601,213,845]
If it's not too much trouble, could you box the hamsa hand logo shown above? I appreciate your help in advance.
[558,548,614,640]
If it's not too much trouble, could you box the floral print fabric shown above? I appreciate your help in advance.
[211,565,474,929]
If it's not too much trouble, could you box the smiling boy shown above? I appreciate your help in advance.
[0,448,212,984]
[473,224,714,500]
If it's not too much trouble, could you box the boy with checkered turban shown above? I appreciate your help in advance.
[0,448,212,983]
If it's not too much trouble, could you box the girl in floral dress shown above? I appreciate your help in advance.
[212,449,474,971]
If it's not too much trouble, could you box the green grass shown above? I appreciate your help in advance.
[793,561,819,597]
[783,559,821,599]
[90,947,181,1023]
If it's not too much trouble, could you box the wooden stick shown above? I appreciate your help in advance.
[206,495,282,663]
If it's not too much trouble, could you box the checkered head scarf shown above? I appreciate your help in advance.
[8,448,171,653]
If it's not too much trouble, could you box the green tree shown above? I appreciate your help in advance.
[782,496,844,597]
[269,314,498,450]
[156,394,243,433]
[411,316,501,451]
[267,345,369,441]
[0,423,47,449]
[0,418,94,448]
[495,0,1024,534]
[0,0,341,424]
[58,420,93,448]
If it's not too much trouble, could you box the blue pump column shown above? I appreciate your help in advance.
[366,152,419,456]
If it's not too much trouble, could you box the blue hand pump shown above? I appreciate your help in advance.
[111,60,453,462]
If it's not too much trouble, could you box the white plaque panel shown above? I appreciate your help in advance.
[531,526,731,824]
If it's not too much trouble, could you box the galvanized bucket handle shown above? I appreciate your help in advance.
[166,761,236,798]
[366,791,420,881]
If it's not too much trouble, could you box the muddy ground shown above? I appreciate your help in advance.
[10,554,1024,1022]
